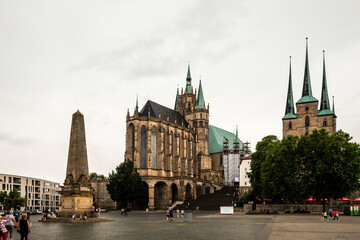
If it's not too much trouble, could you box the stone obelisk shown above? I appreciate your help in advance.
[59,110,94,217]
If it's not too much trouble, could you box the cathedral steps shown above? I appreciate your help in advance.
[179,186,238,210]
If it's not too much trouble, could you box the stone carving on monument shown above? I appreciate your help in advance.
[58,110,94,217]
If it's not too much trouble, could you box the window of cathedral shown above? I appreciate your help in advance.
[305,116,310,127]
[200,114,202,118]
[305,106,309,112]
[305,128,309,135]
[151,127,157,169]
[140,126,147,168]
[289,121,292,130]
[323,119,327,127]
[199,121,203,127]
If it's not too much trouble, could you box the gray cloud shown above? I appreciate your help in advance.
[0,132,34,146]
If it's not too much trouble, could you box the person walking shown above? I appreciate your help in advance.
[323,211,327,220]
[5,211,14,240]
[0,215,9,240]
[333,210,338,220]
[166,208,170,222]
[12,210,20,226]
[18,214,31,240]
[169,209,174,223]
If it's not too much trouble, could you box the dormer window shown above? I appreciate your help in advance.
[289,121,292,130]
[323,119,327,127]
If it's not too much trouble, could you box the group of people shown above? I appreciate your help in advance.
[120,208,128,216]
[0,209,31,240]
[166,208,185,222]
[322,208,339,221]
[41,211,57,221]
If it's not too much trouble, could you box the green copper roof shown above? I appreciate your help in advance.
[283,57,297,120]
[297,38,318,104]
[174,87,179,110]
[195,80,205,110]
[319,51,332,115]
[318,109,334,116]
[209,125,244,154]
[186,64,192,94]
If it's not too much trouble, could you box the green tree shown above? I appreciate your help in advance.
[89,172,106,180]
[299,129,360,211]
[248,135,279,199]
[107,160,146,208]
[3,188,26,210]
[261,135,307,212]
[0,192,6,205]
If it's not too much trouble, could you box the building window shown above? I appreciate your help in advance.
[305,116,310,127]
[323,119,327,127]
[140,126,147,168]
[305,106,309,112]
[245,182,247,186]
[289,121,292,130]
[151,127,157,169]
[245,168,247,171]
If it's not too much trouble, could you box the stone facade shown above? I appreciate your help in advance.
[90,180,117,210]
[125,66,224,209]
[283,101,336,137]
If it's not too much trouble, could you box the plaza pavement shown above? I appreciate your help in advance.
[27,211,360,239]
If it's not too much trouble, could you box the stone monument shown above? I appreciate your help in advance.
[58,110,94,217]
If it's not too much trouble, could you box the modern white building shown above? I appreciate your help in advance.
[239,154,252,193]
[0,173,61,211]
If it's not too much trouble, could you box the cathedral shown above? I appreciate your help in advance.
[125,65,246,209]
[282,39,337,137]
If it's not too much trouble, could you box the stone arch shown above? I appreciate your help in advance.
[140,125,147,168]
[135,181,149,210]
[196,185,202,197]
[151,126,157,169]
[205,186,211,195]
[185,183,192,200]
[171,183,179,203]
[154,181,168,209]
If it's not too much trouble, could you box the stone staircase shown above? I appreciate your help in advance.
[179,186,238,210]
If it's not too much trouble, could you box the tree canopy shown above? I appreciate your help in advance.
[249,129,360,211]
[0,188,26,210]
[89,172,107,180]
[106,160,146,207]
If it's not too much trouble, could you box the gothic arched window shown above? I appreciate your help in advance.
[140,126,147,168]
[289,121,292,130]
[305,116,310,127]
[151,127,157,169]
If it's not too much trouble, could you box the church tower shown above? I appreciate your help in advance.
[283,39,336,137]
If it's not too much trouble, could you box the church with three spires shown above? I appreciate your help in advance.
[125,65,248,209]
[283,38,337,137]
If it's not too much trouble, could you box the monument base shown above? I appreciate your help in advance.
[58,190,94,218]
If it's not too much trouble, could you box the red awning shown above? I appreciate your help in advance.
[306,197,314,201]
[339,197,351,201]
[354,197,360,201]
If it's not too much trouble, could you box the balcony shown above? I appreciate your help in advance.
[13,178,21,184]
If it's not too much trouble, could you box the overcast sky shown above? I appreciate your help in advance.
[1,0,360,184]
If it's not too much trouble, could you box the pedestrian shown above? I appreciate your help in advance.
[333,210,338,220]
[83,212,87,221]
[328,208,333,220]
[0,215,9,240]
[5,211,15,240]
[323,211,327,220]
[12,209,20,225]
[91,205,95,218]
[181,209,184,218]
[166,208,170,222]
[97,209,101,217]
[18,213,31,240]
[121,208,124,216]
[124,208,128,216]
[169,209,174,222]
[176,208,180,218]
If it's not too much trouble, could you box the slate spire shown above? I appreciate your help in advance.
[195,79,205,110]
[186,64,192,94]
[283,56,297,119]
[320,51,331,111]
[174,87,179,110]
[297,38,318,103]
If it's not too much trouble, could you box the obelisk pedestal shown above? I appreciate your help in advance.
[58,110,94,217]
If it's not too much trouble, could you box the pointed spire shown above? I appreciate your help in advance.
[297,38,318,104]
[318,51,335,116]
[332,96,335,115]
[174,86,179,110]
[195,79,205,110]
[135,94,139,112]
[283,56,297,119]
[320,51,331,111]
[234,125,239,143]
[186,64,192,94]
